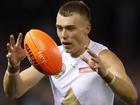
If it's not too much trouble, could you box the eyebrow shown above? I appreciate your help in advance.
[56,24,76,28]
[56,25,61,28]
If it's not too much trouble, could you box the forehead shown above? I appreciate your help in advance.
[56,13,87,27]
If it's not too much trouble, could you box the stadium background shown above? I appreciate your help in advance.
[0,0,140,105]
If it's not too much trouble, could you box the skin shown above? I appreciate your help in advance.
[3,12,137,105]
[56,13,137,104]
[56,13,91,58]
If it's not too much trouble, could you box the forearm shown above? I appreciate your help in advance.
[101,72,137,105]
[110,76,137,105]
[3,67,23,98]
[3,71,21,98]
[3,65,45,99]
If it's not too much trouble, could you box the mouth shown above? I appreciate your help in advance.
[62,42,72,48]
[62,42,71,45]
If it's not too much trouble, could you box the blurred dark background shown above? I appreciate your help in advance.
[0,0,140,105]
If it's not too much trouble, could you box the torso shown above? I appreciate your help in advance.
[50,40,114,105]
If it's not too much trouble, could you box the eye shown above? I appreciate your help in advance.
[57,26,63,31]
[67,27,76,31]
[68,27,74,30]
[57,27,63,30]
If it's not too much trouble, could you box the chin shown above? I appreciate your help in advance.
[64,48,78,57]
[64,48,71,53]
[64,47,73,53]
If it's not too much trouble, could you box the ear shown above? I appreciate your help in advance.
[86,24,91,34]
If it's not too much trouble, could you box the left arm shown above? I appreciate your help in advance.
[81,48,137,105]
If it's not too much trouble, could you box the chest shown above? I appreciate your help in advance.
[51,58,100,95]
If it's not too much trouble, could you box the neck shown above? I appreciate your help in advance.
[71,38,90,58]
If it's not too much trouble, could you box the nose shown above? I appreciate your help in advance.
[61,29,68,39]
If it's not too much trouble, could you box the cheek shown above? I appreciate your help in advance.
[57,31,62,39]
[72,35,84,47]
[76,33,84,42]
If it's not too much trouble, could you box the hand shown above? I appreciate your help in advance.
[6,33,26,72]
[80,46,108,77]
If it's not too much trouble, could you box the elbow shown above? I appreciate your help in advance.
[3,88,21,99]
[4,91,20,99]
[130,93,138,105]
[3,85,25,99]
[4,93,16,99]
[126,90,138,105]
[6,94,18,99]
[122,87,138,105]
[131,87,138,105]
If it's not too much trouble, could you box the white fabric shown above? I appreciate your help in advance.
[50,40,114,105]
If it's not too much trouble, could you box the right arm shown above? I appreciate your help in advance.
[3,33,44,99]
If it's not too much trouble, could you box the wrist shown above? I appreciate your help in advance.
[102,71,114,83]
[99,70,116,84]
[98,69,109,78]
[109,74,116,84]
[7,63,20,73]
[6,70,20,76]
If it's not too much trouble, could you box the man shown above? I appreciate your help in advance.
[3,1,137,105]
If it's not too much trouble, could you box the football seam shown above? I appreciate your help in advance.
[29,31,57,75]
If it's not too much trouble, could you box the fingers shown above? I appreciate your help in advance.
[81,46,101,70]
[80,55,98,71]
[16,33,22,47]
[80,55,88,64]
[6,43,12,52]
[89,60,98,70]
[85,48,100,64]
[6,53,12,59]
[86,47,98,58]
[84,46,98,58]
[9,33,22,47]
[80,55,96,67]
[6,43,12,60]
[10,35,15,47]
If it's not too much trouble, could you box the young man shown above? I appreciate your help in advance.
[3,1,137,105]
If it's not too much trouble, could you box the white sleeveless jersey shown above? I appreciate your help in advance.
[50,40,114,105]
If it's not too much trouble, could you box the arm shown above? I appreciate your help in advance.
[81,48,137,105]
[3,34,44,99]
[99,49,137,105]
[3,66,44,98]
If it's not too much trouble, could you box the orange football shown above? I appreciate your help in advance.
[24,29,62,75]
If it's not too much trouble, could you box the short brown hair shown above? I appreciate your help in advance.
[58,1,91,23]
